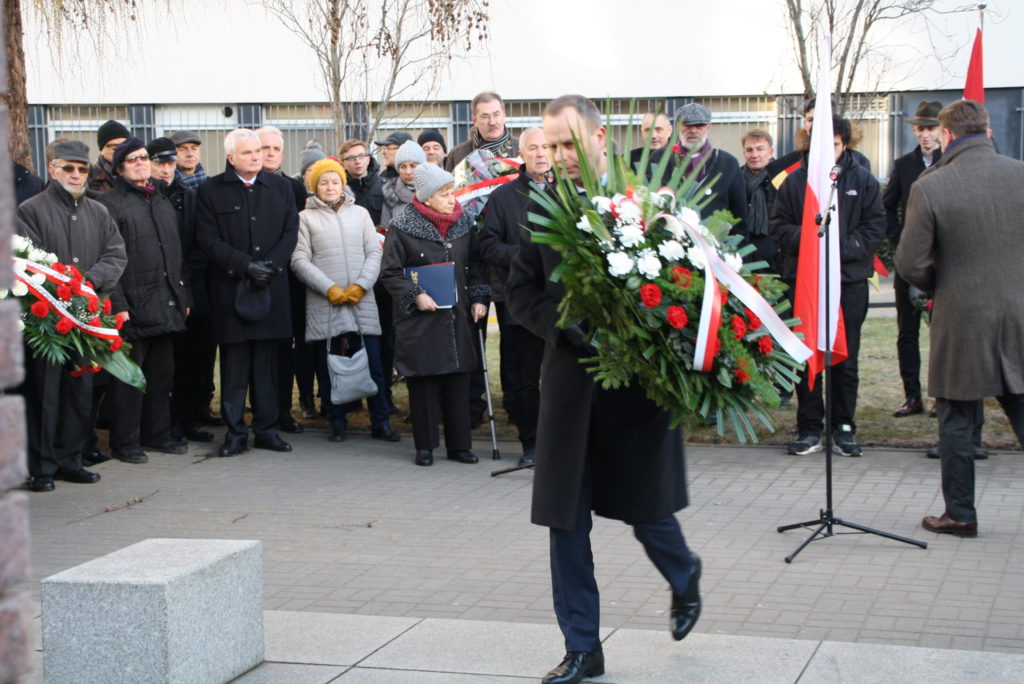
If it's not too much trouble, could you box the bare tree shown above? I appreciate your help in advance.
[262,0,490,150]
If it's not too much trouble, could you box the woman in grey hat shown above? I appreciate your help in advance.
[380,140,424,228]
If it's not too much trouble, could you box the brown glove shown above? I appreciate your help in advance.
[326,285,347,306]
[343,284,366,304]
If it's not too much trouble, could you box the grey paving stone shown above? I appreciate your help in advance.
[336,669,532,682]
[264,610,419,665]
[231,662,347,684]
[801,640,1024,684]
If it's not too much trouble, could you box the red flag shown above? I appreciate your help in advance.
[964,28,984,104]
[793,35,848,389]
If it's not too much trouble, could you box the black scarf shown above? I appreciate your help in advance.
[472,126,514,158]
[744,167,770,237]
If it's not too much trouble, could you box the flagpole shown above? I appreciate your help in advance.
[978,3,986,32]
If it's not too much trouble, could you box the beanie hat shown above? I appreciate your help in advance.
[395,140,426,166]
[417,129,447,153]
[97,119,131,148]
[299,140,326,177]
[111,137,147,175]
[414,162,454,202]
[306,157,347,194]
[146,136,177,162]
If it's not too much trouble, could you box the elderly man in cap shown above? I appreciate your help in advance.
[418,129,447,168]
[99,138,191,464]
[651,103,748,239]
[88,119,131,193]
[172,130,207,191]
[445,92,519,172]
[196,128,299,457]
[16,140,127,491]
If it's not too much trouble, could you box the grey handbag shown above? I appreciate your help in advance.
[326,307,378,405]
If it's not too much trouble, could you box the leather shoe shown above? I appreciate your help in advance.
[926,446,989,460]
[414,450,433,466]
[199,403,224,426]
[142,440,188,455]
[893,397,923,417]
[518,447,535,466]
[185,428,215,442]
[29,476,55,492]
[253,435,293,452]
[218,436,248,457]
[328,425,346,442]
[371,425,401,442]
[56,468,101,484]
[446,450,478,464]
[671,553,702,641]
[542,651,605,684]
[82,449,111,466]
[113,448,148,464]
[922,513,977,538]
[279,415,304,434]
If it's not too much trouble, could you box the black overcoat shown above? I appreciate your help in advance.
[379,204,490,377]
[648,146,749,239]
[506,200,688,532]
[195,167,299,343]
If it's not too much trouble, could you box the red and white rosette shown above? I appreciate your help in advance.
[12,257,121,343]
[454,157,521,205]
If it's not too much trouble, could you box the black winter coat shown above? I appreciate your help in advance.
[164,180,212,316]
[648,146,749,239]
[348,157,385,226]
[195,167,299,344]
[883,146,941,245]
[478,168,542,306]
[13,161,43,205]
[505,198,688,532]
[379,204,490,378]
[99,178,189,341]
[769,150,886,284]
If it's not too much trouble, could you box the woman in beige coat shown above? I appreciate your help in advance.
[291,158,399,443]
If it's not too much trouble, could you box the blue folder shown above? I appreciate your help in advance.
[404,261,458,309]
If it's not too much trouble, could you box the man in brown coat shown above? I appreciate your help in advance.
[896,99,1024,538]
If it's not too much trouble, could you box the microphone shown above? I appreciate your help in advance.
[828,165,842,181]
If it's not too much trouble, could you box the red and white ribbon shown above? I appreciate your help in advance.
[12,257,121,342]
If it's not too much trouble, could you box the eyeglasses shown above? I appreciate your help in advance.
[56,164,90,174]
[124,153,150,163]
[341,153,370,162]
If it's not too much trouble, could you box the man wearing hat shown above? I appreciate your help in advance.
[374,130,413,176]
[16,140,127,491]
[100,138,191,464]
[652,103,748,239]
[418,129,447,168]
[171,130,207,191]
[88,119,131,193]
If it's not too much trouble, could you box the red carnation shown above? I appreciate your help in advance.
[640,284,662,309]
[671,267,693,289]
[671,143,682,155]
[925,300,933,310]
[68,265,82,279]
[758,337,773,355]
[731,315,747,340]
[30,300,49,318]
[84,280,94,290]
[87,297,100,313]
[57,284,73,301]
[114,317,124,330]
[733,359,752,383]
[69,367,86,378]
[89,363,102,373]
[666,305,688,329]
[69,278,83,294]
[713,337,722,356]
[745,308,762,331]
[89,317,102,327]
[53,263,67,275]
[55,317,74,335]
[110,337,123,352]
[720,289,729,307]
[102,298,112,314]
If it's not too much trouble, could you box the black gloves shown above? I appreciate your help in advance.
[247,260,275,288]
[561,321,598,355]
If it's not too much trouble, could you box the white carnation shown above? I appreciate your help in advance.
[16,318,25,331]
[11,235,29,252]
[11,281,28,297]
[658,240,685,261]
[591,196,613,214]
[30,272,46,286]
[575,215,593,233]
[655,189,676,210]
[724,253,743,272]
[616,199,644,223]
[636,251,662,280]
[28,248,49,263]
[687,246,707,270]
[678,206,701,228]
[617,223,645,248]
[607,252,634,277]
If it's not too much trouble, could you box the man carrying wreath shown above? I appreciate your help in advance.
[506,95,701,684]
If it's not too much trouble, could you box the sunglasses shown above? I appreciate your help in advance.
[124,153,150,163]
[56,164,90,174]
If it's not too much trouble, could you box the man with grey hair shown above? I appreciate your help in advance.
[629,111,672,166]
[445,91,519,171]
[196,128,299,457]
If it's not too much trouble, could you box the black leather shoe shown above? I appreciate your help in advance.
[671,554,702,641]
[82,449,111,466]
[926,446,989,460]
[414,450,433,466]
[142,440,188,455]
[113,448,149,464]
[253,435,293,452]
[279,415,304,434]
[446,450,478,464]
[218,436,248,457]
[518,447,535,466]
[56,468,101,484]
[185,428,215,443]
[893,397,924,417]
[328,425,346,442]
[371,425,401,442]
[29,476,55,492]
[542,651,605,684]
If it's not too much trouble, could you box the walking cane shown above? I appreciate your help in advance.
[478,327,501,460]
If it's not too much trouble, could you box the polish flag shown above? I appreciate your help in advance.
[963,28,984,103]
[793,35,847,389]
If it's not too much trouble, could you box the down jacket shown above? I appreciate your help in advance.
[291,193,383,341]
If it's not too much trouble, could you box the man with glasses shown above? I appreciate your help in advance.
[16,140,127,492]
[88,119,131,193]
[339,138,384,224]
[445,91,519,172]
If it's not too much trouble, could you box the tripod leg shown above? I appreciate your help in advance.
[491,462,535,477]
[777,518,827,533]
[833,518,928,549]
[784,521,829,564]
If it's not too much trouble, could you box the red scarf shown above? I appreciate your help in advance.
[413,198,462,238]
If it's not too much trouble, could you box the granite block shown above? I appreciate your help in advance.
[0,492,29,592]
[0,592,29,684]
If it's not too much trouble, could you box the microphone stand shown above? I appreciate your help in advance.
[777,171,927,562]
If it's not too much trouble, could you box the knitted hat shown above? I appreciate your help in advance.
[97,120,131,148]
[299,141,326,176]
[146,136,177,163]
[306,157,347,194]
[414,163,454,202]
[111,137,148,175]
[395,140,426,166]
[417,129,447,153]
[170,130,202,146]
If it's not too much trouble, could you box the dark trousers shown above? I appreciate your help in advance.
[221,340,280,440]
[937,395,1024,523]
[795,280,869,435]
[109,334,175,452]
[313,334,391,429]
[406,372,471,452]
[550,463,695,652]
[496,303,543,448]
[893,275,922,402]
[22,351,92,477]
[374,282,396,406]
[172,314,217,432]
